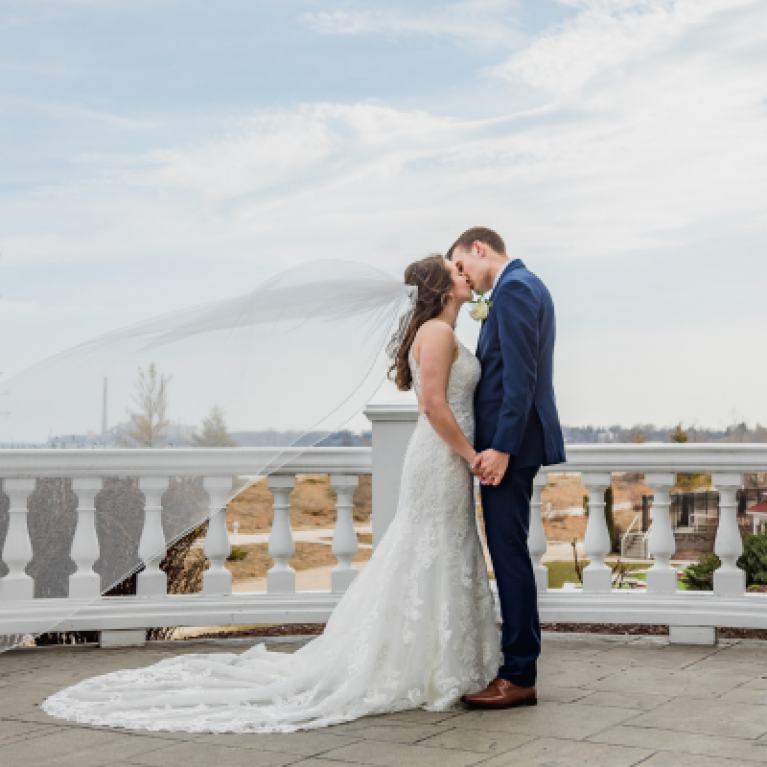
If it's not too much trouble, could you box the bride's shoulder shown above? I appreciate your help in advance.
[412,320,458,364]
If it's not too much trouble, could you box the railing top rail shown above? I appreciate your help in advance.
[0,446,373,478]
[556,443,767,473]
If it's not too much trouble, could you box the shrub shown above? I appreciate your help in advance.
[738,532,767,587]
[683,552,720,590]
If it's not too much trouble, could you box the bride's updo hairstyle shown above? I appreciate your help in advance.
[388,255,454,392]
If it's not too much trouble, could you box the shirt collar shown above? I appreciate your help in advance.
[491,259,512,292]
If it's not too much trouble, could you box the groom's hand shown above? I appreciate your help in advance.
[474,450,510,486]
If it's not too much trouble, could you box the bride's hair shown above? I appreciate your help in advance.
[388,254,454,392]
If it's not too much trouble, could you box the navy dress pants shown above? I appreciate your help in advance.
[480,464,541,688]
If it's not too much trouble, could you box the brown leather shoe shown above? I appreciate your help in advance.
[461,678,537,709]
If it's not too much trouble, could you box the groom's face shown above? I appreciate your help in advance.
[452,244,491,294]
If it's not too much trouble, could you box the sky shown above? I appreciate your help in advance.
[1,0,766,434]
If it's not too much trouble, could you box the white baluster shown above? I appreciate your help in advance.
[137,477,169,597]
[645,473,677,594]
[267,475,296,593]
[713,472,745,597]
[582,473,612,593]
[69,478,103,599]
[330,474,360,593]
[528,471,548,593]
[203,477,233,596]
[0,479,36,601]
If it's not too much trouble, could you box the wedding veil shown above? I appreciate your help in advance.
[0,260,417,650]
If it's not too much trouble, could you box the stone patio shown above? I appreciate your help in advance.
[2,633,767,767]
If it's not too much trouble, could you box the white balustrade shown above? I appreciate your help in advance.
[68,478,103,599]
[713,472,746,597]
[1,439,767,642]
[529,472,548,593]
[137,477,169,597]
[582,473,612,592]
[330,474,360,592]
[1,478,36,600]
[645,473,677,594]
[203,477,234,596]
[267,475,296,594]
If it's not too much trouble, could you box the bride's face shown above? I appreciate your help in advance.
[445,259,473,304]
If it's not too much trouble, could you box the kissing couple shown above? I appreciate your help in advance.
[42,226,566,734]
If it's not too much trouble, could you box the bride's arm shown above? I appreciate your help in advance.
[416,322,477,465]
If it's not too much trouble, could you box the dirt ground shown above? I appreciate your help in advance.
[541,473,650,543]
[226,474,372,533]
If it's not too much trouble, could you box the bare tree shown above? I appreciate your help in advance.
[124,364,171,447]
[191,405,236,447]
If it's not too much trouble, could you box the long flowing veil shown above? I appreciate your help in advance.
[0,260,417,651]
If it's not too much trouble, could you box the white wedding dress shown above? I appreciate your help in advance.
[42,337,500,734]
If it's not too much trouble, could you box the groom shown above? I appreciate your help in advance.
[447,227,566,709]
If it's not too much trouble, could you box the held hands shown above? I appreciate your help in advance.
[470,449,510,486]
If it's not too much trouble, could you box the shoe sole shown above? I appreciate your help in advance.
[461,697,537,710]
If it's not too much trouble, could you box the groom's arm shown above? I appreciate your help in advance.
[490,279,540,457]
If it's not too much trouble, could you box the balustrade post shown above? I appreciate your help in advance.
[330,474,360,593]
[203,477,234,596]
[137,477,169,597]
[267,475,296,593]
[69,478,103,599]
[645,473,677,594]
[0,479,36,601]
[582,473,612,593]
[529,472,548,593]
[713,472,745,597]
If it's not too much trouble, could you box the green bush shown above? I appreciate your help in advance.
[739,532,767,587]
[227,546,248,562]
[683,531,767,591]
[683,552,720,590]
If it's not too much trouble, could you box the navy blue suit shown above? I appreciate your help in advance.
[475,259,566,687]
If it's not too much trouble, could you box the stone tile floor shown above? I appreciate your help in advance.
[2,633,767,766]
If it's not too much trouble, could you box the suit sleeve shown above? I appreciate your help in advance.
[490,279,540,456]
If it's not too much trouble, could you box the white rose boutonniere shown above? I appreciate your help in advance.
[468,291,491,323]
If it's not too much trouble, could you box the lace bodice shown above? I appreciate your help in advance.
[42,335,499,735]
[408,336,481,433]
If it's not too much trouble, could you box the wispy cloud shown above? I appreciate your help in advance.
[301,1,523,46]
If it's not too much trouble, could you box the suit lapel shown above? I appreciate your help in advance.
[477,260,523,359]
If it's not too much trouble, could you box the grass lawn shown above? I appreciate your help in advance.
[546,560,653,589]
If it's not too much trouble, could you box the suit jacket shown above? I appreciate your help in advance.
[474,259,566,469]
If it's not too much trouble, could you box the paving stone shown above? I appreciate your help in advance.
[195,730,362,756]
[475,736,652,766]
[578,690,673,710]
[0,717,59,745]
[636,752,765,767]
[314,740,486,766]
[128,740,300,766]
[448,701,637,740]
[593,646,718,669]
[416,727,535,754]
[537,660,625,688]
[587,664,753,698]
[628,698,767,739]
[0,728,166,767]
[589,723,767,763]
[537,685,594,703]
[322,723,449,744]
[717,686,767,705]
[363,709,462,726]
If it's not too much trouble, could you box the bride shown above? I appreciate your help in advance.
[42,254,501,734]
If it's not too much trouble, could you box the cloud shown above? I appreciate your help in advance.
[301,1,523,46]
[490,0,759,93]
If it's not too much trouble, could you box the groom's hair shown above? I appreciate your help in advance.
[446,227,506,260]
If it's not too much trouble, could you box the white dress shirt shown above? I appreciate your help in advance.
[491,259,512,293]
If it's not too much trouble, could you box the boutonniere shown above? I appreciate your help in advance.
[468,290,491,323]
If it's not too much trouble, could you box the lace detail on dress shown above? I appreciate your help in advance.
[42,333,500,735]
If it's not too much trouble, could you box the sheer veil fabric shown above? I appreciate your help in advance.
[40,334,501,733]
[0,261,417,650]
